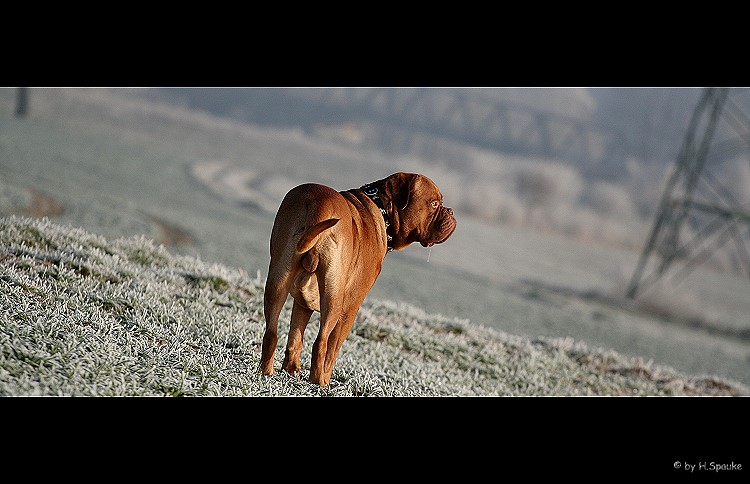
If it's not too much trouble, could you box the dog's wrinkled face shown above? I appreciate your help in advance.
[379,172,457,251]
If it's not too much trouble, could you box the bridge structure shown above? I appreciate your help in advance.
[626,87,750,299]
[256,88,610,166]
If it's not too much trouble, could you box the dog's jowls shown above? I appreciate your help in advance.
[259,172,456,387]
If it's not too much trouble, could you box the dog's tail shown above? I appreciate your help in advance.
[296,218,339,254]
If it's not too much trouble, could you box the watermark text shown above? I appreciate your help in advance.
[674,461,742,473]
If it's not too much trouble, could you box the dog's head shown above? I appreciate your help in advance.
[374,172,456,251]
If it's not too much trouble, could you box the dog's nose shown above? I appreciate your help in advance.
[446,207,454,216]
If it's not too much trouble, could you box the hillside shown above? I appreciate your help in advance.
[1,87,749,389]
[1,216,746,396]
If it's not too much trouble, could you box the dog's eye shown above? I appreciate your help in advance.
[431,200,439,209]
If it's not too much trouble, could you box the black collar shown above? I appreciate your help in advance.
[361,183,393,252]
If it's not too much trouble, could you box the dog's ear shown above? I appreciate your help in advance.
[382,172,420,210]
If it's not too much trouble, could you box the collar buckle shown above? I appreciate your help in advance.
[361,184,394,252]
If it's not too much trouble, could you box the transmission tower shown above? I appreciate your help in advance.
[626,87,750,299]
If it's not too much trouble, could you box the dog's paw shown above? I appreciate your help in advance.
[308,372,331,388]
[282,360,301,379]
[259,361,275,376]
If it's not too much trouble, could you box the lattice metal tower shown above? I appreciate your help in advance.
[626,87,750,299]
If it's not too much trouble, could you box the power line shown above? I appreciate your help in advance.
[626,87,750,299]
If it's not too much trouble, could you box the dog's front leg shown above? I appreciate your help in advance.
[309,301,342,387]
[282,301,313,378]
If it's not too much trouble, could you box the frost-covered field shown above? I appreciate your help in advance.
[2,216,745,396]
[1,87,748,390]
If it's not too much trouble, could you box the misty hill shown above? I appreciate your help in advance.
[148,87,709,180]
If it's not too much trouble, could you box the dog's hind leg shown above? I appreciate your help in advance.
[259,266,293,376]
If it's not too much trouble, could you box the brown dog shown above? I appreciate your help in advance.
[259,172,456,387]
